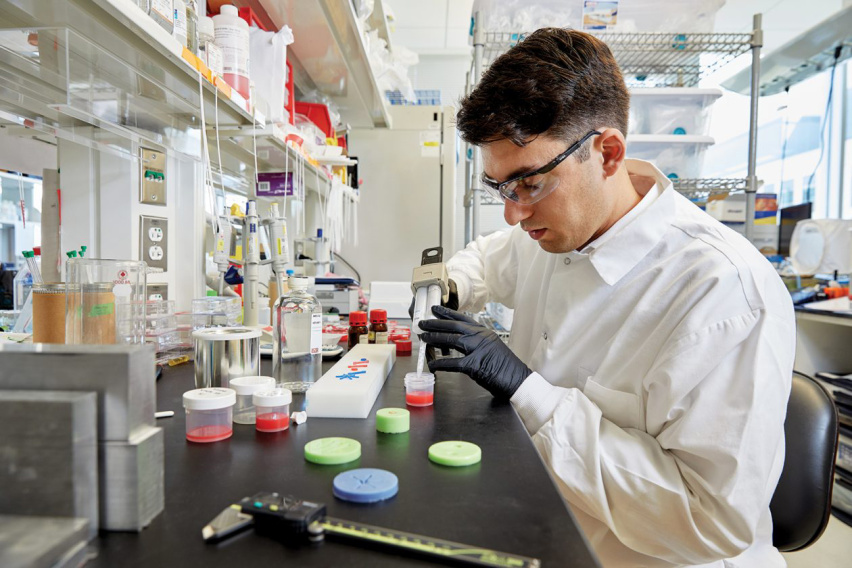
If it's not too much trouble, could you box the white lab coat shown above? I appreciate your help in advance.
[447,160,795,567]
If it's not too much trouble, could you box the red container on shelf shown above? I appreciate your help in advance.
[295,101,334,139]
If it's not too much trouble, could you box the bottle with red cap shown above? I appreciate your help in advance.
[368,309,389,344]
[348,311,369,349]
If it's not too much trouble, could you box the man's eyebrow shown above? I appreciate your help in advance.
[483,163,542,183]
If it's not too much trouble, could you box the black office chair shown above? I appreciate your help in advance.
[770,371,839,551]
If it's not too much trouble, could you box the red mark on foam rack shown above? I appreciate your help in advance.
[186,424,233,443]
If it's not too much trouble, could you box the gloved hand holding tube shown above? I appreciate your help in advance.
[410,247,459,360]
[418,306,531,400]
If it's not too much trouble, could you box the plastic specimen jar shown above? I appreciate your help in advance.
[404,372,435,407]
[253,388,292,432]
[183,388,236,443]
[228,376,275,425]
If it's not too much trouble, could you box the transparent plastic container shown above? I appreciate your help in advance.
[229,376,276,424]
[13,263,32,312]
[253,388,292,432]
[182,388,235,443]
[404,372,435,407]
[625,137,713,179]
[273,277,322,392]
[630,88,722,136]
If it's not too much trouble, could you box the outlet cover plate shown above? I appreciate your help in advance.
[140,147,166,206]
[140,215,168,272]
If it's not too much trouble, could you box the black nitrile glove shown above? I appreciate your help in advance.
[408,278,459,319]
[418,305,531,400]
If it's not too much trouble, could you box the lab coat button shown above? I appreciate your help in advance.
[542,331,548,340]
[563,257,571,265]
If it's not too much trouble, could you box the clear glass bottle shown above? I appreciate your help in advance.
[13,261,32,311]
[273,277,322,393]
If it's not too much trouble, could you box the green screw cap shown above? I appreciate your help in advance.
[304,437,361,465]
[428,441,481,467]
[376,408,410,434]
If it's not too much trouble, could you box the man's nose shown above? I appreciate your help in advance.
[504,199,534,226]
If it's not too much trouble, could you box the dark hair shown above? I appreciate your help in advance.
[456,28,629,161]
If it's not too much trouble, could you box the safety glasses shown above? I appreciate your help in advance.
[480,130,601,205]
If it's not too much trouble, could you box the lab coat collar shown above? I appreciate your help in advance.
[582,159,676,286]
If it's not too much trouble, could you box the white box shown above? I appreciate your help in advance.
[306,345,396,419]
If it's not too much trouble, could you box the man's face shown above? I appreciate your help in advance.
[481,135,608,253]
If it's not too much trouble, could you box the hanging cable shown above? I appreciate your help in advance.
[805,44,843,196]
[778,86,790,204]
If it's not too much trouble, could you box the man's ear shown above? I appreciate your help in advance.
[596,128,626,178]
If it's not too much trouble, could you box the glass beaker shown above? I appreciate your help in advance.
[65,258,147,345]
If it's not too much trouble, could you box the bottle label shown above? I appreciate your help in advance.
[205,43,223,76]
[150,0,172,21]
[375,331,389,344]
[359,334,369,344]
[215,24,249,78]
[174,6,188,42]
[368,331,375,343]
[310,313,322,355]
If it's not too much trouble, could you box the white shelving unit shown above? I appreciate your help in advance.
[0,0,365,307]
[254,0,393,129]
[465,14,764,244]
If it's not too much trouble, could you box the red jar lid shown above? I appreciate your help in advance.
[369,309,387,324]
[349,311,367,325]
[394,338,412,354]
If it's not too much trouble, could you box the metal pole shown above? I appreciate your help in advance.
[745,13,763,244]
[471,11,484,242]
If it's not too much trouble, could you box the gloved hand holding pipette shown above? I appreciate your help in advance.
[418,306,531,400]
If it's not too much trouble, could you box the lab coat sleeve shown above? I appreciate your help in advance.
[510,307,794,565]
[446,228,520,313]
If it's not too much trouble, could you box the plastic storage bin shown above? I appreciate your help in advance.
[182,388,236,443]
[253,389,292,432]
[404,372,435,407]
[626,135,714,179]
[229,376,276,425]
[630,88,722,136]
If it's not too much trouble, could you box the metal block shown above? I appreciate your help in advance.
[99,425,164,531]
[0,390,98,540]
[0,515,89,568]
[0,343,156,441]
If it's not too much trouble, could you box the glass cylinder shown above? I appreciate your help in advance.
[65,258,147,345]
[32,283,66,344]
[273,277,322,392]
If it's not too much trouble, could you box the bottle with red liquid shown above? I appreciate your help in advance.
[404,372,435,407]
[213,5,250,100]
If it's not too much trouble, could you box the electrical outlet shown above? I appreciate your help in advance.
[140,147,166,206]
[140,215,168,271]
[148,284,168,301]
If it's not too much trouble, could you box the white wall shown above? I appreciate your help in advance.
[0,136,56,175]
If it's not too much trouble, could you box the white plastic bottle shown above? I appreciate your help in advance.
[273,277,322,392]
[199,16,224,76]
[185,0,199,55]
[173,0,188,48]
[213,5,250,100]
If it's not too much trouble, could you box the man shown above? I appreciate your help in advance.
[418,28,795,567]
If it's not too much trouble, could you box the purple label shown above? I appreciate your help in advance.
[257,172,294,197]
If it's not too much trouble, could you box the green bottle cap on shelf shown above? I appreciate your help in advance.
[376,408,410,434]
[304,437,361,465]
[428,441,481,467]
